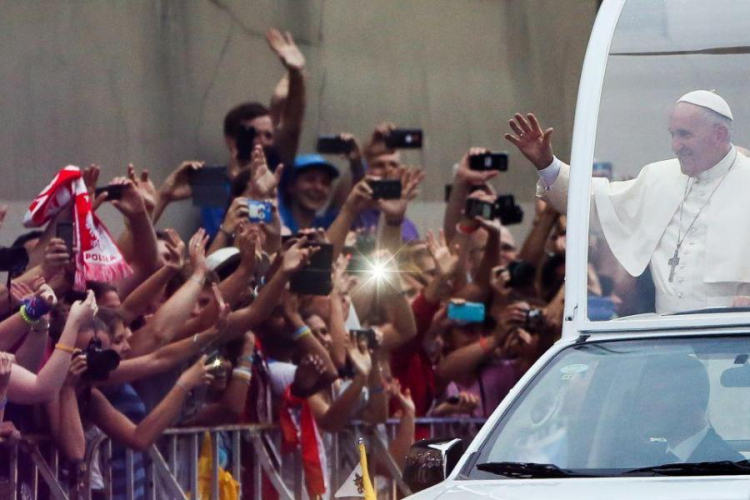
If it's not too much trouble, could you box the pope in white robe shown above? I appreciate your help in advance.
[505,90,750,315]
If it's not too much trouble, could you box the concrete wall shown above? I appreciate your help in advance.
[0,0,596,244]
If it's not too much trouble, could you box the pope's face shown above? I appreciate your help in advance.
[669,103,723,177]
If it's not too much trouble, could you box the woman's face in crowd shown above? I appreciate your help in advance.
[306,314,332,352]
[290,169,334,212]
[99,290,121,309]
[190,288,215,319]
[109,321,133,358]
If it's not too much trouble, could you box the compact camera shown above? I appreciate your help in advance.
[247,200,273,223]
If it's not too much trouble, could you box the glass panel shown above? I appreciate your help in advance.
[470,336,750,477]
[585,0,750,319]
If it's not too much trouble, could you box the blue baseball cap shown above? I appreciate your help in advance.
[293,154,340,179]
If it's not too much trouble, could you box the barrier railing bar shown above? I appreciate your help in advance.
[190,433,199,498]
[211,431,220,500]
[249,433,294,500]
[147,445,187,499]
[125,448,134,500]
[231,430,241,494]
[10,442,18,500]
[145,449,155,500]
[22,441,68,500]
[368,426,412,497]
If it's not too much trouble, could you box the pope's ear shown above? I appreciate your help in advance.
[716,123,731,143]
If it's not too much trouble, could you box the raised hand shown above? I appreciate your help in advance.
[82,165,106,210]
[159,161,204,202]
[32,278,57,309]
[177,355,214,391]
[188,228,210,275]
[281,238,317,274]
[211,283,230,330]
[236,223,259,274]
[348,336,372,378]
[291,354,326,398]
[377,167,424,224]
[163,228,186,271]
[68,290,98,325]
[222,197,250,236]
[455,148,499,186]
[343,177,376,215]
[504,113,554,170]
[42,237,72,280]
[425,229,460,279]
[128,164,158,214]
[108,177,146,218]
[266,28,306,71]
[248,145,284,199]
[0,205,7,230]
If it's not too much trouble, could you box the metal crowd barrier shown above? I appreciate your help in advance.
[0,417,486,499]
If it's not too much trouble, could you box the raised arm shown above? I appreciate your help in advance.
[45,354,87,461]
[7,290,97,404]
[443,148,498,242]
[326,178,375,260]
[154,161,204,224]
[128,229,209,357]
[377,167,424,253]
[266,28,307,167]
[329,134,366,211]
[89,356,212,451]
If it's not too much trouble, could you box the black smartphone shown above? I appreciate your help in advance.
[236,124,257,163]
[350,328,378,349]
[385,129,423,149]
[495,194,524,225]
[289,243,334,296]
[316,134,353,155]
[56,222,75,253]
[94,184,126,201]
[369,179,402,200]
[465,198,496,220]
[188,165,230,208]
[469,152,508,172]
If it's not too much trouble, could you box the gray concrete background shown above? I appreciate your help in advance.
[0,0,596,244]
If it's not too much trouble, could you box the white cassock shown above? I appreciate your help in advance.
[537,145,750,314]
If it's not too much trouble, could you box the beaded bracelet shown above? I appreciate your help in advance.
[478,336,493,354]
[240,354,255,366]
[292,325,312,341]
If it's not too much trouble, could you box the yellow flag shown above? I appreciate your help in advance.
[358,440,376,500]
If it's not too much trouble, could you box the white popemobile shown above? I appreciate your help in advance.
[403,0,750,498]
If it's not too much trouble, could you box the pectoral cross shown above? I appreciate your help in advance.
[668,247,680,283]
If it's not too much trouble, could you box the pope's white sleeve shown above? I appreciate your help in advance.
[537,157,562,189]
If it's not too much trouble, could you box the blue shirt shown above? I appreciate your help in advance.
[277,198,338,234]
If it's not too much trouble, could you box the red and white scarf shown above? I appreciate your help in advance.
[280,385,328,498]
[23,166,132,290]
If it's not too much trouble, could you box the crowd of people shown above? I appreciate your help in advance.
[0,27,568,499]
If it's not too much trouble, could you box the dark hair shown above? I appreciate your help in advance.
[223,102,269,139]
[11,230,43,248]
[96,307,124,339]
[87,281,118,301]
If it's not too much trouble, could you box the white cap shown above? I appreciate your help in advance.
[677,90,733,120]
[206,247,240,272]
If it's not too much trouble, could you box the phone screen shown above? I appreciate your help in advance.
[56,222,75,253]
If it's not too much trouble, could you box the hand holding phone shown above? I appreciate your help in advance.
[385,129,423,149]
[317,134,354,155]
[94,184,126,201]
[368,179,402,200]
[469,152,508,172]
[56,222,75,254]
[447,300,486,323]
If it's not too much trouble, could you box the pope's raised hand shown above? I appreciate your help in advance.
[504,113,555,170]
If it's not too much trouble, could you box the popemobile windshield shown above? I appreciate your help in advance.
[556,0,750,335]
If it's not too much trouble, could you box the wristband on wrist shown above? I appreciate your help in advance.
[232,367,253,382]
[19,305,40,326]
[478,336,493,354]
[456,222,479,235]
[192,333,200,344]
[240,354,255,366]
[55,343,76,354]
[175,380,191,394]
[23,296,52,321]
[292,325,312,341]
[189,275,205,286]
